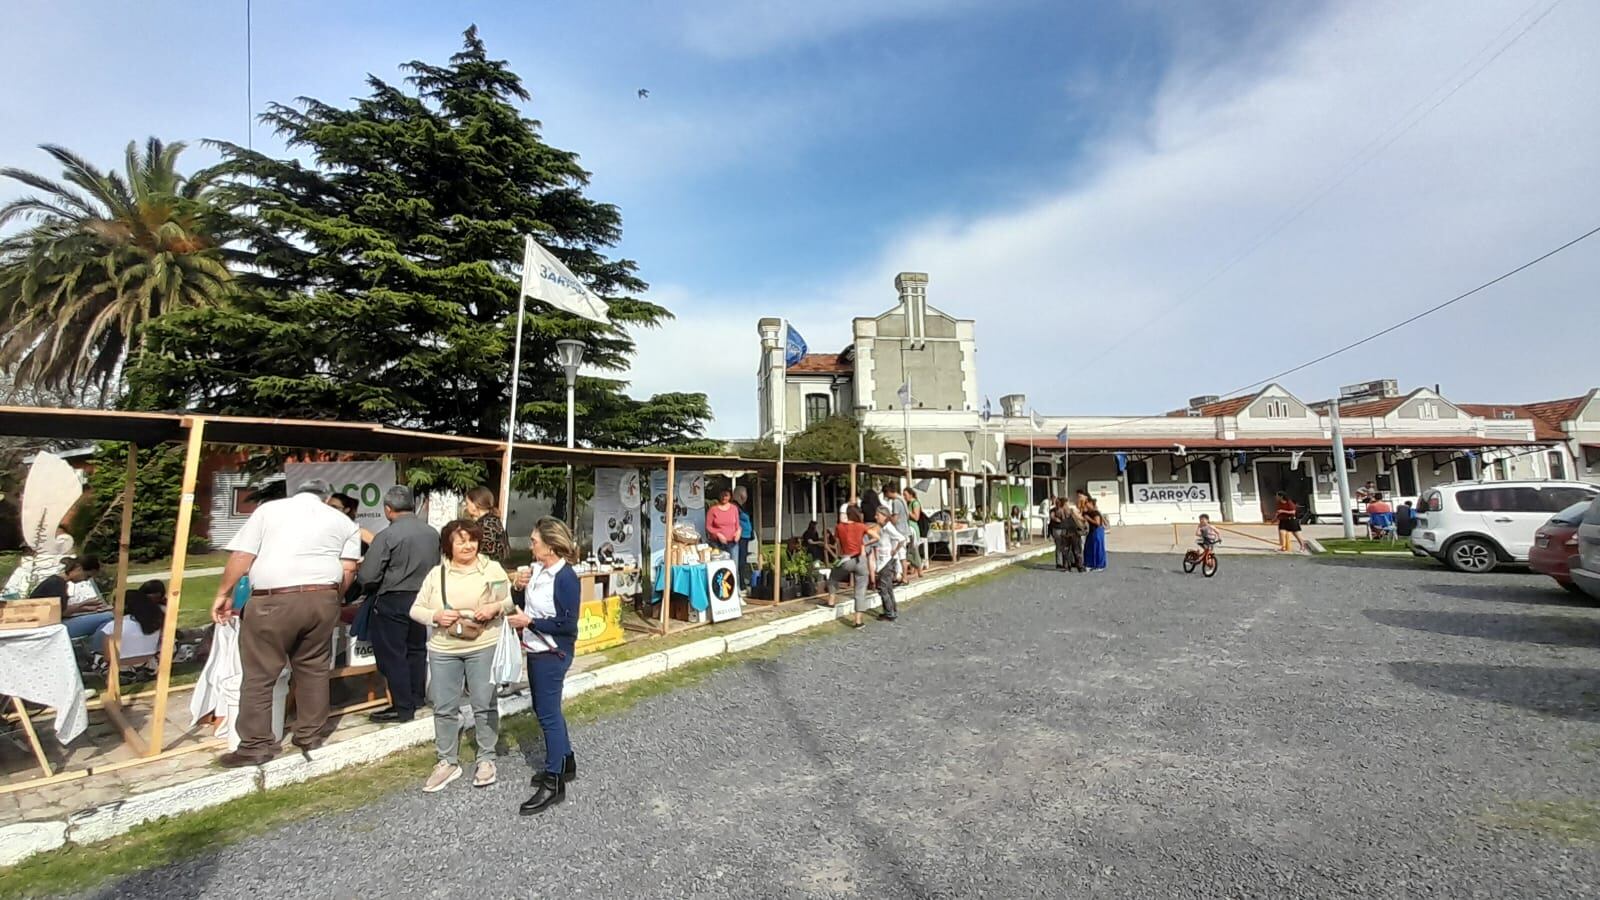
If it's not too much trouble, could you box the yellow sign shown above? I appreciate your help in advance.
[575,595,625,656]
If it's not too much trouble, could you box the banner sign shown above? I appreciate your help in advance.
[648,470,706,553]
[706,558,743,623]
[1131,483,1215,504]
[285,461,396,535]
[591,469,642,565]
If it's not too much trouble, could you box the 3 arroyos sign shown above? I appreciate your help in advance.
[1131,483,1215,504]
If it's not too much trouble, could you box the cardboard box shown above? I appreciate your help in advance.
[0,598,63,630]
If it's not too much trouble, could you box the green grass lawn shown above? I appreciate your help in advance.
[1316,537,1416,554]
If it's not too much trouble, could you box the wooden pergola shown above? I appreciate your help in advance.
[0,405,993,783]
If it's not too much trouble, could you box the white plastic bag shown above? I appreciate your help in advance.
[491,618,524,685]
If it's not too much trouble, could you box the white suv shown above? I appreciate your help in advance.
[1412,480,1600,573]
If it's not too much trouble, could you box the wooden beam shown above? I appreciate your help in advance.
[11,697,52,778]
[147,417,206,755]
[659,457,676,635]
[107,443,138,703]
[101,694,149,757]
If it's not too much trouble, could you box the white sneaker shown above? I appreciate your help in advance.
[473,759,497,788]
[423,762,462,793]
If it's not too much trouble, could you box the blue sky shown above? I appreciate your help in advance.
[4,1,1597,436]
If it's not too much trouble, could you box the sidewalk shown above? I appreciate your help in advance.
[0,541,1052,868]
[1104,523,1338,556]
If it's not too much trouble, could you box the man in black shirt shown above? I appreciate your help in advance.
[31,555,106,640]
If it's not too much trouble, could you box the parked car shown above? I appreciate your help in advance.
[1570,496,1600,601]
[1529,500,1595,593]
[1411,480,1600,573]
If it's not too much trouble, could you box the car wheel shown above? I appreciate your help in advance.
[1445,537,1497,574]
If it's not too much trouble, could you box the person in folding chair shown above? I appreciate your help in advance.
[1365,493,1397,541]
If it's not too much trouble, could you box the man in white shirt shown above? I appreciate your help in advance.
[210,479,361,766]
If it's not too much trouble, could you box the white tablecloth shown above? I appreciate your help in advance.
[0,624,87,744]
[982,522,1008,555]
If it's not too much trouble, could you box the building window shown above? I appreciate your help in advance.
[1189,460,1214,488]
[1549,451,1567,480]
[804,394,830,428]
[1453,457,1475,480]
[232,486,263,517]
[1263,400,1290,418]
[1493,458,1509,481]
[1418,401,1438,420]
[1125,459,1150,502]
[1585,446,1600,471]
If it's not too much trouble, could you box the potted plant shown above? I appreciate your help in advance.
[783,549,815,599]
[749,546,777,600]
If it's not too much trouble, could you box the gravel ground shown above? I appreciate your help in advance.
[75,553,1600,899]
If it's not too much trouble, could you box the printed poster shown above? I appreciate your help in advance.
[706,558,743,623]
[285,461,397,535]
[649,470,706,554]
[591,469,642,566]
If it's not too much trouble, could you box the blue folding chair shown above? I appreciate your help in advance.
[1369,511,1397,541]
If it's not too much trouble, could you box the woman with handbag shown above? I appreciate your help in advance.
[407,519,513,792]
[508,517,582,815]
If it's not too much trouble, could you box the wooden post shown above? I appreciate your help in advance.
[147,417,206,755]
[107,444,138,703]
[848,463,858,505]
[751,469,764,589]
[11,697,52,778]
[773,452,785,601]
[659,456,676,635]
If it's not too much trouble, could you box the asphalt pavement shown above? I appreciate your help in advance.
[74,553,1600,899]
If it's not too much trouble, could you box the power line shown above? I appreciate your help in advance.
[1073,222,1600,433]
[1074,0,1565,373]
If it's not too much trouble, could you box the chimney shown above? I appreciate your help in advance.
[1000,394,1026,418]
[894,272,929,341]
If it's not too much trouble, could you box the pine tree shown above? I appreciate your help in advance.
[128,28,712,462]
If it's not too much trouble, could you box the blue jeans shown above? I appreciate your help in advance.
[528,647,573,774]
[67,612,114,642]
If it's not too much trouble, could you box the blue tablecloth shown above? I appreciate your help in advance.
[652,562,710,611]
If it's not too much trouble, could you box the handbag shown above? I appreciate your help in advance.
[439,566,486,641]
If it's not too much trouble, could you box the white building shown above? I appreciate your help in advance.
[758,273,1594,526]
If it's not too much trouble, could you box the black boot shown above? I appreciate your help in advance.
[519,771,566,816]
[561,752,577,784]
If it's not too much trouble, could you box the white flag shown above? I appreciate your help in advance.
[520,236,610,324]
[897,383,913,407]
[1030,411,1044,432]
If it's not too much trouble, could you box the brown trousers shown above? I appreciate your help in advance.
[236,588,340,756]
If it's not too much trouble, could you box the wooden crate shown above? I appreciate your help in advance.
[0,598,62,630]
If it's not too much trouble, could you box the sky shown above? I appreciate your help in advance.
[3,0,1597,437]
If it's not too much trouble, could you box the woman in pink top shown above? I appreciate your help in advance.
[705,489,742,556]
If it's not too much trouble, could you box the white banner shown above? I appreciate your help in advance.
[1131,482,1215,504]
[648,470,706,554]
[591,469,642,566]
[520,236,610,324]
[285,461,397,535]
[706,558,743,623]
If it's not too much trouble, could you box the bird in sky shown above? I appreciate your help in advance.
[637,89,649,99]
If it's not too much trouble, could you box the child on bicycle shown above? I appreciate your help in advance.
[1195,514,1221,549]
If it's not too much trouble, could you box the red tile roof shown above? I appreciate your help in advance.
[1006,436,1543,451]
[1166,394,1254,417]
[1330,396,1408,418]
[1456,403,1568,441]
[786,352,852,375]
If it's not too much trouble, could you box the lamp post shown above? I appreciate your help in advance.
[898,339,924,486]
[556,339,585,524]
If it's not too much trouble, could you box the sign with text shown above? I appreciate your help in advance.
[706,558,743,623]
[1131,482,1215,504]
[285,461,397,534]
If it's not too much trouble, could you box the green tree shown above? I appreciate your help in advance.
[71,443,209,564]
[0,139,233,400]
[748,416,900,465]
[127,28,712,468]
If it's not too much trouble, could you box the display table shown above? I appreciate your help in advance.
[652,562,710,612]
[0,623,88,776]
[982,522,1008,555]
[926,526,985,559]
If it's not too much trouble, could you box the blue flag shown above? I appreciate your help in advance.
[784,324,807,368]
[980,396,992,423]
[1115,452,1128,473]
[1235,451,1247,468]
[1464,449,1477,460]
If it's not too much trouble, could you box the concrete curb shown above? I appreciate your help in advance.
[2,545,1050,869]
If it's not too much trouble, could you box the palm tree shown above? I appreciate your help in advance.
[0,139,233,400]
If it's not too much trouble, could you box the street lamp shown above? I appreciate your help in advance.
[555,339,585,523]
[854,404,868,464]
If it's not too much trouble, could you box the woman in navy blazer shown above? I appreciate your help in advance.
[508,517,582,815]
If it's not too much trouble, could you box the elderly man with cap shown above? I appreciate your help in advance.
[358,485,440,724]
[211,478,361,766]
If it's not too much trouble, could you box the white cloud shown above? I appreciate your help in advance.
[672,0,989,59]
[626,0,1600,434]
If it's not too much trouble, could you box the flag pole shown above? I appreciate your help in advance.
[499,281,528,514]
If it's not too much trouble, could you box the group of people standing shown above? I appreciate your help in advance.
[1048,489,1108,573]
[208,479,579,815]
[825,481,926,627]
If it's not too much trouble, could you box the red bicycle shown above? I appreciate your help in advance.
[1182,542,1219,577]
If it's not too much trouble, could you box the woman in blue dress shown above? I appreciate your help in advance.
[1081,496,1108,571]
